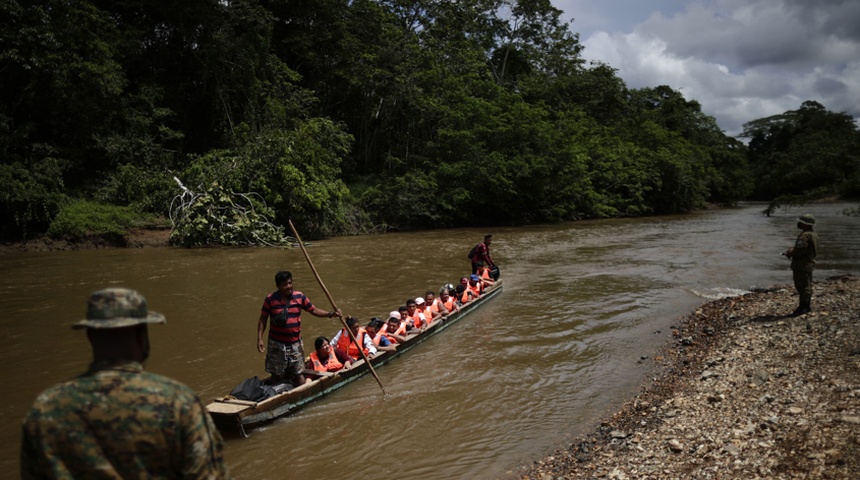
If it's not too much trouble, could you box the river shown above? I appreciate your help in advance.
[1,202,858,479]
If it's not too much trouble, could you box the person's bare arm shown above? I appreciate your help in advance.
[257,313,268,353]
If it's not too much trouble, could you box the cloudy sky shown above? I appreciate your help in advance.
[551,0,860,136]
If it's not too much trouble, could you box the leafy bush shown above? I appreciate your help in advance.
[168,180,291,247]
[179,120,352,239]
[46,200,144,243]
[0,157,68,241]
[92,163,178,215]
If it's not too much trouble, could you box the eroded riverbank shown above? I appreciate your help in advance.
[0,227,171,253]
[515,275,860,479]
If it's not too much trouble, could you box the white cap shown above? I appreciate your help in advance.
[415,297,425,305]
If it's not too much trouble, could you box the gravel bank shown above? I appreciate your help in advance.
[515,275,860,479]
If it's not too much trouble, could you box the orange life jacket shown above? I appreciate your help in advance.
[459,288,471,304]
[411,310,428,329]
[370,328,386,346]
[308,350,343,372]
[418,305,435,322]
[441,296,457,311]
[428,298,445,317]
[467,282,483,298]
[336,328,368,360]
[389,321,407,336]
[478,267,492,280]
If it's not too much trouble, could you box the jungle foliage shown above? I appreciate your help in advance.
[168,179,291,247]
[45,199,149,243]
[1,1,856,244]
[741,100,860,211]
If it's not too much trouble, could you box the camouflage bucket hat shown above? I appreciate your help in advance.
[798,214,816,226]
[73,288,166,329]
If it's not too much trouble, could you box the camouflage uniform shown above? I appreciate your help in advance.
[789,214,819,315]
[21,361,229,479]
[20,288,230,479]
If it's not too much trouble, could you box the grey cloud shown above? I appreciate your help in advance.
[813,77,848,96]
[639,2,823,70]
[788,0,860,41]
[569,0,860,135]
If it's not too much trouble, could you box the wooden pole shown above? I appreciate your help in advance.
[288,220,387,396]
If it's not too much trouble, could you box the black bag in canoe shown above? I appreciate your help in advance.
[229,376,278,402]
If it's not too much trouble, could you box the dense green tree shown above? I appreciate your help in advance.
[1,0,124,183]
[0,157,67,239]
[0,0,774,243]
[628,86,752,209]
[744,101,860,201]
[179,117,352,239]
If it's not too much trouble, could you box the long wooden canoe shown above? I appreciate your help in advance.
[206,280,503,435]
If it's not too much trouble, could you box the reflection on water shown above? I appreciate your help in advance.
[1,203,858,479]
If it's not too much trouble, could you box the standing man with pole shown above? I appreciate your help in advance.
[21,288,230,479]
[783,214,820,317]
[257,271,341,387]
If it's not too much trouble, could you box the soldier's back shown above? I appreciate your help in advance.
[21,360,227,479]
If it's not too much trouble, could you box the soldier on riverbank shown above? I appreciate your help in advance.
[21,288,230,479]
[783,214,819,316]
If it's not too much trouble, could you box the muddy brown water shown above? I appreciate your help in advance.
[2,203,859,479]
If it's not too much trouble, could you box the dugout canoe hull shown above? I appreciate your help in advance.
[206,280,503,435]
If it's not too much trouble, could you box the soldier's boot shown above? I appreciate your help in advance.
[791,298,811,317]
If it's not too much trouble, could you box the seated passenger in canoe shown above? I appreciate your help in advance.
[423,290,449,322]
[398,305,410,326]
[467,274,485,298]
[406,298,429,331]
[366,318,397,353]
[415,295,440,325]
[457,277,475,304]
[330,316,377,361]
[474,262,496,285]
[384,313,409,344]
[307,336,352,374]
[438,287,460,314]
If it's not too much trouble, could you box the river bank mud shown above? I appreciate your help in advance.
[515,275,860,479]
[0,227,170,253]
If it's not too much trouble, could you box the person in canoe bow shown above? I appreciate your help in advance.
[257,271,341,387]
[470,234,495,275]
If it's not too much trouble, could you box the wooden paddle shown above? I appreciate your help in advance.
[288,220,387,396]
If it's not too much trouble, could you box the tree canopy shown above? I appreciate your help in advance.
[742,101,860,206]
[3,0,852,245]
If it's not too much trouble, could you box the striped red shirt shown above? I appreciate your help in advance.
[261,290,315,344]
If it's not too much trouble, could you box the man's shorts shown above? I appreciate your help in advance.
[265,339,304,378]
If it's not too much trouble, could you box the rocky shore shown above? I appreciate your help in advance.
[515,275,860,479]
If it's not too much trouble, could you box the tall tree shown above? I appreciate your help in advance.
[744,101,860,200]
